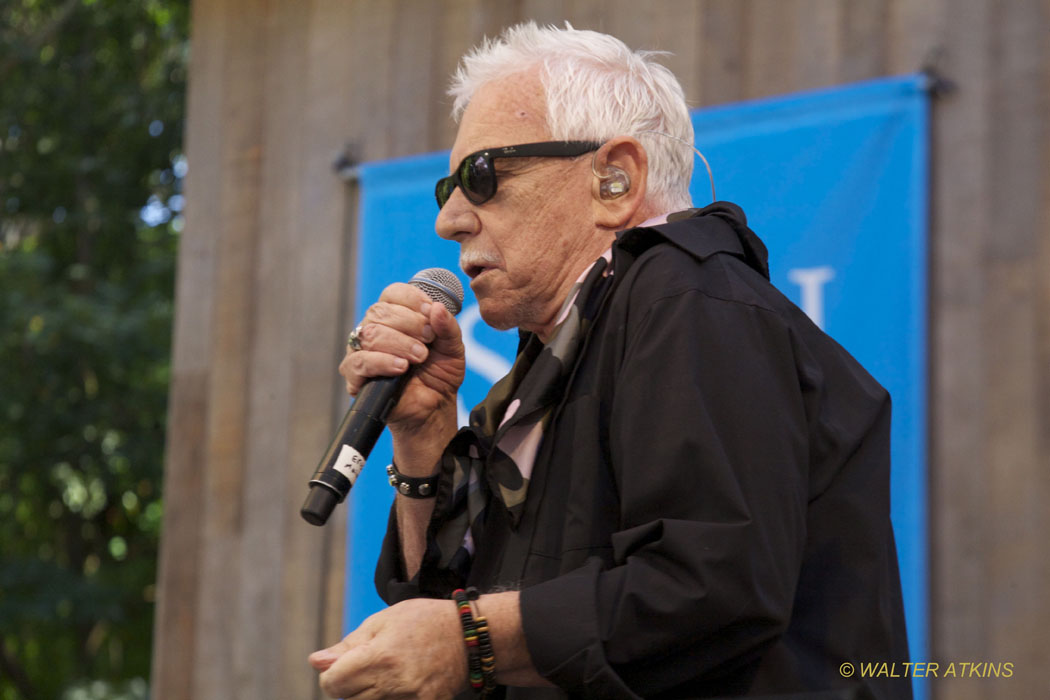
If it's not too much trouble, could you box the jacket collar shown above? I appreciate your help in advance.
[614,201,770,280]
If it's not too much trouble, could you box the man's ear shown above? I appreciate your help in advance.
[590,136,649,229]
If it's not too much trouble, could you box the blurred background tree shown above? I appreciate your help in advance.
[0,0,189,698]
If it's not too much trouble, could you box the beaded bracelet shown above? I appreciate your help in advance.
[466,587,497,694]
[453,588,498,696]
[452,589,484,694]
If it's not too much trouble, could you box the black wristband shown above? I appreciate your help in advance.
[385,461,439,498]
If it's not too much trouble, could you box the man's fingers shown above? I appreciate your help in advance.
[359,302,428,345]
[341,291,462,398]
[313,623,382,696]
[340,350,410,395]
[377,281,431,308]
[311,600,467,700]
[308,635,353,672]
[318,643,384,699]
[308,649,338,672]
[353,322,430,364]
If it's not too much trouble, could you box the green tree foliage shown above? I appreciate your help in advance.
[0,1,189,697]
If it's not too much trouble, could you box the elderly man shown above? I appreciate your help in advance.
[309,22,910,700]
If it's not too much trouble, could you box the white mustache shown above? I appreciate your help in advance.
[459,250,502,272]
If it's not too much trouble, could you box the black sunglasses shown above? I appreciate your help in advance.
[435,140,602,209]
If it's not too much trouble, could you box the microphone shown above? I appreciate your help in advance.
[300,268,464,526]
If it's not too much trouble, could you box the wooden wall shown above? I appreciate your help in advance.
[152,1,1050,699]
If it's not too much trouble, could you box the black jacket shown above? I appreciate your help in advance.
[378,204,912,699]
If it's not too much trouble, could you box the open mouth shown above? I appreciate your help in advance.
[461,259,498,280]
[463,263,485,279]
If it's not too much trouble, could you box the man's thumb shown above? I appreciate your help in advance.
[308,639,349,671]
[429,302,463,354]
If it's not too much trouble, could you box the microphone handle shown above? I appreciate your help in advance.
[300,372,411,526]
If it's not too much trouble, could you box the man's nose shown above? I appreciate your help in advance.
[435,189,478,241]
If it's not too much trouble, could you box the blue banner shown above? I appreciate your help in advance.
[347,75,928,694]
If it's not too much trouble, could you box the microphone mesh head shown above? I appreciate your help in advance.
[409,268,464,316]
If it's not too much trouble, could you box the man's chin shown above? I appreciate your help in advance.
[476,305,516,332]
[475,295,529,333]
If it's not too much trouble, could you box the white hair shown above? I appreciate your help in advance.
[448,22,695,212]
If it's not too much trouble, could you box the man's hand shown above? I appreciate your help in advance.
[309,598,468,700]
[339,282,465,471]
[310,592,551,698]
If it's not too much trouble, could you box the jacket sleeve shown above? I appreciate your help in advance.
[519,278,811,697]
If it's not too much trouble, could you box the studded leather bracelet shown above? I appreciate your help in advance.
[385,461,440,498]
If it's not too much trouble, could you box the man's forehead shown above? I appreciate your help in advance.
[450,74,548,161]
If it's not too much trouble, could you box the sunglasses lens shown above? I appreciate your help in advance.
[435,154,496,208]
[435,177,455,208]
[461,154,495,204]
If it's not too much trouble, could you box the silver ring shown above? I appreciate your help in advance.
[347,324,364,351]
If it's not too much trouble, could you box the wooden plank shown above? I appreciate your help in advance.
[1042,1,1050,527]
[189,0,267,696]
[839,0,888,82]
[927,1,992,698]
[149,0,225,696]
[520,0,569,26]
[343,2,398,161]
[591,0,660,54]
[983,262,1043,687]
[888,0,944,75]
[150,376,208,700]
[471,0,528,46]
[742,0,798,100]
[230,0,312,697]
[981,1,1050,694]
[423,0,522,146]
[283,0,361,695]
[561,0,614,33]
[386,1,444,156]
[792,0,842,91]
[1040,47,1050,691]
[699,0,747,107]
[430,0,477,147]
[626,0,703,109]
[986,0,1047,261]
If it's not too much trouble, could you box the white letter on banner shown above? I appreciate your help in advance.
[788,266,835,330]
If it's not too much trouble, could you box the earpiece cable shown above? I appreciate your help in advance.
[639,129,716,203]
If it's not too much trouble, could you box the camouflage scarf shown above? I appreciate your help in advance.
[424,250,615,582]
